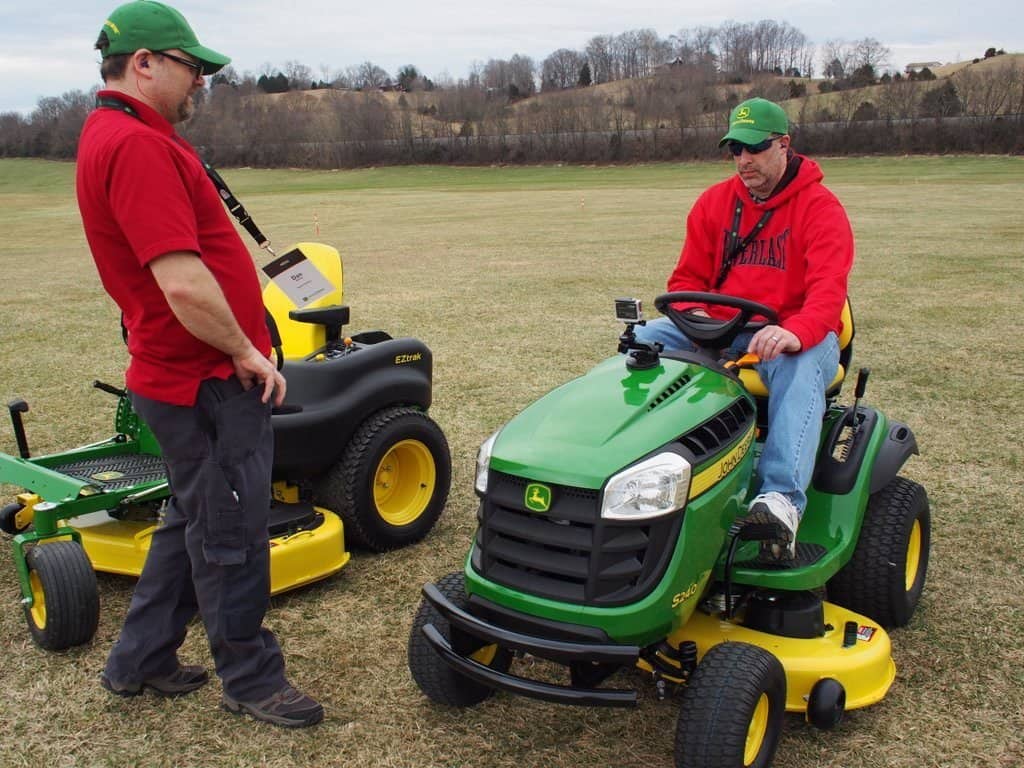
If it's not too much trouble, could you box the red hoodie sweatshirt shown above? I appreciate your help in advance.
[667,155,854,350]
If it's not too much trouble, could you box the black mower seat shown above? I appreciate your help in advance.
[737,299,854,398]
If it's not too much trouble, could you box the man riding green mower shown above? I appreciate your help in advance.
[408,99,929,768]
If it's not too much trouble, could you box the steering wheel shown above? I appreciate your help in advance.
[654,292,778,349]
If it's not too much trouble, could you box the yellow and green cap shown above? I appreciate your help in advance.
[98,1,230,75]
[719,98,789,146]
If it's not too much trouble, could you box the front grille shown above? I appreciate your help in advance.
[52,454,166,491]
[472,472,683,607]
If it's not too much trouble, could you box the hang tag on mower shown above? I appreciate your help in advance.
[263,248,333,308]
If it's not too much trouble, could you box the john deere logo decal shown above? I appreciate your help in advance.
[736,106,751,119]
[525,483,552,512]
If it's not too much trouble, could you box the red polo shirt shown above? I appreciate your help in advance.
[76,91,270,406]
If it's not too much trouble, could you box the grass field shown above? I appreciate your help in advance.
[0,156,1022,768]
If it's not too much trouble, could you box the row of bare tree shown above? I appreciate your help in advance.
[2,48,1022,165]
[221,20,871,96]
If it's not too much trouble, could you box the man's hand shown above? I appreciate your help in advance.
[233,346,287,406]
[150,253,286,405]
[748,325,801,362]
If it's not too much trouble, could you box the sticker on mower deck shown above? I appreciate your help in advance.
[857,625,877,642]
[525,483,552,512]
[263,248,333,308]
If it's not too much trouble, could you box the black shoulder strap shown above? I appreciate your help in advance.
[200,160,271,250]
[714,198,774,289]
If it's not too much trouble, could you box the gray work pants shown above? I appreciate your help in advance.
[104,377,287,701]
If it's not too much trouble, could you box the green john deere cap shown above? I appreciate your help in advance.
[719,98,789,146]
[98,1,230,75]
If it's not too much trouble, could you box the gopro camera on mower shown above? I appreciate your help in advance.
[615,297,643,324]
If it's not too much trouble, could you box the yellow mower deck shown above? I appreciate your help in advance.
[69,506,349,595]
[673,603,895,712]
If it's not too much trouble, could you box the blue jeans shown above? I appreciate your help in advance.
[634,318,840,514]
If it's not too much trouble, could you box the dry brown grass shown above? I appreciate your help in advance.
[0,156,1022,768]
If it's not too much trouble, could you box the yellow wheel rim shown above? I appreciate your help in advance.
[373,439,436,526]
[28,570,47,629]
[744,693,769,766]
[905,519,922,591]
[470,644,499,666]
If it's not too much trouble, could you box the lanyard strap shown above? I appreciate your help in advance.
[199,160,271,251]
[714,198,773,289]
[95,96,272,252]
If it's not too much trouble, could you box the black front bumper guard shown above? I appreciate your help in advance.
[421,582,641,707]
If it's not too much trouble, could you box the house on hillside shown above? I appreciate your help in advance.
[657,58,686,72]
[905,61,943,74]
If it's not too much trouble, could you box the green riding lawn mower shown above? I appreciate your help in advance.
[1,241,451,651]
[408,292,930,768]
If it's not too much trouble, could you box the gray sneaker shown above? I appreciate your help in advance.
[744,491,801,560]
[222,685,324,728]
[101,665,209,697]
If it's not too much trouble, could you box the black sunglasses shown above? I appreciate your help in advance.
[726,137,780,156]
[157,50,204,78]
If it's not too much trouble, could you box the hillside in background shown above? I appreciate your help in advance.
[2,52,1021,166]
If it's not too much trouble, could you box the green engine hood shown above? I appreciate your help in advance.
[490,355,747,489]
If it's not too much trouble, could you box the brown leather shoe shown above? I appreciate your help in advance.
[101,665,209,697]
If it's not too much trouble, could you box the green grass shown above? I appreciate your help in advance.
[0,156,1022,768]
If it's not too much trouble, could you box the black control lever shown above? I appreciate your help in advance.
[7,399,30,459]
[93,380,128,398]
[848,368,870,431]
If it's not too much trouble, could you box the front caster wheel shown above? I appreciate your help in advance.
[1,502,29,535]
[23,541,100,650]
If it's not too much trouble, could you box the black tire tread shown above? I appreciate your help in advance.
[408,571,506,707]
[24,541,100,650]
[675,642,786,768]
[315,406,450,552]
[1,502,25,535]
[827,476,930,628]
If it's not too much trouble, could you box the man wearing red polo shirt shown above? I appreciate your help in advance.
[76,0,322,728]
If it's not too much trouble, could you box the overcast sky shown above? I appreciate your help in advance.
[1,0,1021,114]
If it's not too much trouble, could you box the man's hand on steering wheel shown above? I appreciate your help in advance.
[749,325,801,362]
[654,292,778,351]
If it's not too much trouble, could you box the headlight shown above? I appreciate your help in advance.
[601,452,691,520]
[475,430,500,494]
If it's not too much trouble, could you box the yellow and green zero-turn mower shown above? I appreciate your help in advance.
[1,241,451,651]
[408,293,929,768]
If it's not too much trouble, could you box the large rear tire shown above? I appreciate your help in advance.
[408,571,511,707]
[827,476,930,627]
[23,541,100,650]
[675,642,786,768]
[315,407,451,552]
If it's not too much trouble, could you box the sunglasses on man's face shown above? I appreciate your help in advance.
[726,137,780,156]
[157,50,204,79]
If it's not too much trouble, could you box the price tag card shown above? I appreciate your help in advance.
[262,247,333,308]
